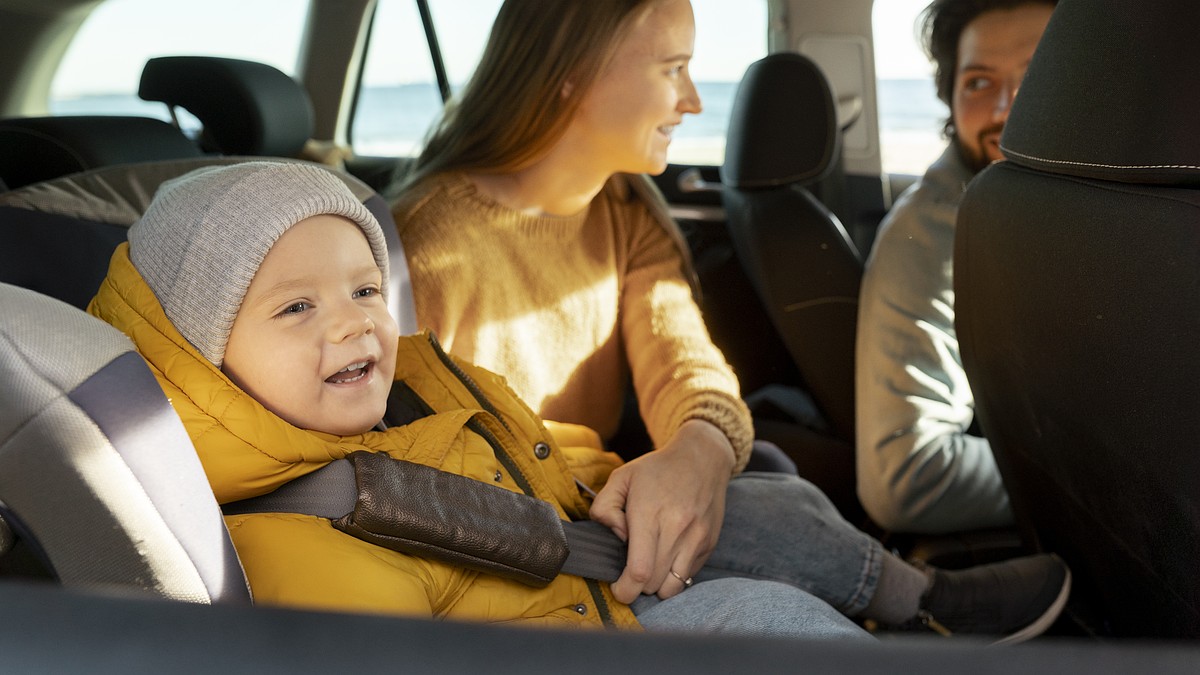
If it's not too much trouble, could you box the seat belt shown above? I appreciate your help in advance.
[222,459,627,584]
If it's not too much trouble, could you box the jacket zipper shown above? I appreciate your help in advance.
[427,333,616,627]
[426,333,534,496]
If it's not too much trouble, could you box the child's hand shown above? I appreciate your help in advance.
[590,419,735,604]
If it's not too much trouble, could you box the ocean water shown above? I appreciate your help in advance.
[50,79,945,172]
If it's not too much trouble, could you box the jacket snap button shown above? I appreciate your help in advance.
[573,603,588,616]
[493,470,503,482]
[533,442,551,460]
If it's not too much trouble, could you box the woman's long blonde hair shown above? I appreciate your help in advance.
[392,0,660,195]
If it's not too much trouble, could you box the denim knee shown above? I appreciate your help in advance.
[634,578,874,641]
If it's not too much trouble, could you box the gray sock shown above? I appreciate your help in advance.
[861,553,933,624]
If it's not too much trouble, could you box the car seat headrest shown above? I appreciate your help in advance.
[139,56,315,157]
[0,282,252,603]
[0,116,203,190]
[999,0,1200,186]
[721,52,839,189]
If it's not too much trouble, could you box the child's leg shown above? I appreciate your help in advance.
[633,577,874,640]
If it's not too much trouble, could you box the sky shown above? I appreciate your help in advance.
[872,0,937,79]
[53,0,936,96]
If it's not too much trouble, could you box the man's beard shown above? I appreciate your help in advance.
[952,124,1005,175]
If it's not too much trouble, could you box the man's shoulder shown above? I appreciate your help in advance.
[864,148,972,277]
[877,148,973,238]
[899,146,974,211]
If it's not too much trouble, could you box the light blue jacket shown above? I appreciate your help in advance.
[854,145,1013,534]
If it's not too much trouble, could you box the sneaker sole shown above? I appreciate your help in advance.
[989,559,1072,646]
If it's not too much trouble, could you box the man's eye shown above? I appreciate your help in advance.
[963,77,991,93]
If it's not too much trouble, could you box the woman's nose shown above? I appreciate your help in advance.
[679,74,703,115]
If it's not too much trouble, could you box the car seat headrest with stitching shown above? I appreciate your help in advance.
[139,56,315,157]
[999,0,1200,185]
[0,116,203,191]
[721,52,839,189]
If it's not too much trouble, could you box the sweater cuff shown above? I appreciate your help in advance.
[665,394,754,474]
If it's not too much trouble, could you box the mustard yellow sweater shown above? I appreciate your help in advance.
[392,172,752,470]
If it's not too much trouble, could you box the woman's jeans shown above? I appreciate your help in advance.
[633,472,883,640]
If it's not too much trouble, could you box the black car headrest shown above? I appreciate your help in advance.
[0,157,418,332]
[0,116,203,190]
[139,56,315,157]
[722,52,838,189]
[1000,0,1200,185]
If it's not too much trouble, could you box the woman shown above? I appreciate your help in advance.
[386,6,1069,645]
[391,0,744,603]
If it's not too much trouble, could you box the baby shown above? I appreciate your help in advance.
[88,161,1067,642]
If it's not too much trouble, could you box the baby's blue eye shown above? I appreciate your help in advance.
[282,302,310,315]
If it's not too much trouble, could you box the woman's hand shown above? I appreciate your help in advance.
[589,419,736,604]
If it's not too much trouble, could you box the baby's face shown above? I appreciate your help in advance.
[223,214,398,435]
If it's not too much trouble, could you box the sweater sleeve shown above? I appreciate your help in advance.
[614,183,753,472]
[854,170,1013,533]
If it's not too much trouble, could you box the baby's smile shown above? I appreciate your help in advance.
[326,359,374,385]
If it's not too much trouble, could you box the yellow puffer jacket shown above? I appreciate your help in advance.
[88,243,638,629]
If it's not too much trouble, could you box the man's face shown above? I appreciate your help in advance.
[223,214,399,436]
[952,3,1054,173]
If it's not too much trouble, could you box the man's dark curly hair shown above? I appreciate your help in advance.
[919,0,1057,136]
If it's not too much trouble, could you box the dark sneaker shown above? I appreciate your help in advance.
[916,553,1071,645]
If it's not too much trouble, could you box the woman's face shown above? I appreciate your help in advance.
[571,0,702,176]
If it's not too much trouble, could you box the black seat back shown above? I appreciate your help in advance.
[139,56,315,157]
[720,52,863,443]
[0,282,252,603]
[0,157,418,333]
[0,115,203,190]
[955,0,1200,637]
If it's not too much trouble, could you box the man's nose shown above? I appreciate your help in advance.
[992,79,1019,122]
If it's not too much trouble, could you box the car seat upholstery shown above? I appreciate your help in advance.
[955,0,1200,637]
[0,115,203,190]
[0,282,252,604]
[0,156,418,334]
[720,52,863,446]
[139,56,315,157]
[718,52,866,522]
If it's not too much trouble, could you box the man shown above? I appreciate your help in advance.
[855,0,1056,533]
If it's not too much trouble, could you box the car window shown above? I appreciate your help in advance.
[49,0,309,133]
[872,0,946,176]
[677,0,767,165]
[352,0,767,166]
[352,0,501,157]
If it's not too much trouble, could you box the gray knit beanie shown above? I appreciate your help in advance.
[128,161,390,368]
